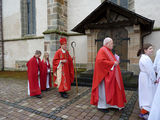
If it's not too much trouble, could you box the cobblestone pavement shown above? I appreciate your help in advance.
[0,78,141,120]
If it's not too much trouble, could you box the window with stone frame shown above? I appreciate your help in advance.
[21,0,36,36]
[109,0,128,9]
[109,0,117,4]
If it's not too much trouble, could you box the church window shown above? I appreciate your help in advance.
[109,0,128,9]
[21,0,36,36]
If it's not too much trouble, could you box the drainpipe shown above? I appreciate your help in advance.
[0,0,4,71]
[141,21,154,46]
[141,30,152,50]
[141,31,151,46]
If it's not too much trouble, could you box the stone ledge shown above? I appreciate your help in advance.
[4,60,28,71]
[43,29,84,36]
[43,29,67,35]
[76,63,87,68]
[153,27,160,31]
[15,61,28,70]
[4,67,27,71]
[4,36,44,42]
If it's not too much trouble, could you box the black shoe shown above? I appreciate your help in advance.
[35,95,42,98]
[64,92,68,95]
[63,93,68,98]
[46,88,49,91]
[98,109,109,113]
[60,92,68,98]
[109,108,119,112]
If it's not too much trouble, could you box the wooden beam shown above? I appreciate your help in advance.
[106,7,110,23]
[84,20,132,29]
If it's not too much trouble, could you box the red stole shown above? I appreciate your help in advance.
[90,46,126,107]
[41,59,52,90]
[27,56,41,96]
[53,49,74,92]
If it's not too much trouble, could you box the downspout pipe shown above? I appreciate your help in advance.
[141,20,155,46]
[141,31,151,46]
[0,0,4,71]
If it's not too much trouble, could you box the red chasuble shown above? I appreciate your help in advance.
[53,49,74,92]
[27,56,42,96]
[41,59,52,90]
[90,46,126,108]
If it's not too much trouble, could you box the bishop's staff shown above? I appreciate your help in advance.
[71,41,79,94]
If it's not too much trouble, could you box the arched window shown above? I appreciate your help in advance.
[21,0,36,36]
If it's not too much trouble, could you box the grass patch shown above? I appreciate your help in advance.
[0,69,87,80]
[0,71,27,80]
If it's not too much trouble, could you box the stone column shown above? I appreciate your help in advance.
[86,29,97,70]
[44,0,68,63]
[47,0,67,32]
[128,0,135,11]
[126,25,141,75]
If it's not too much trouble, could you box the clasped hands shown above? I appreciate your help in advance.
[155,78,160,84]
[114,61,119,66]
[61,59,67,63]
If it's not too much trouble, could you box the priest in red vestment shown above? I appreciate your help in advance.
[90,37,126,112]
[41,52,52,91]
[27,50,42,98]
[53,37,74,98]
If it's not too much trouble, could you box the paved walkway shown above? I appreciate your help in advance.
[0,77,141,120]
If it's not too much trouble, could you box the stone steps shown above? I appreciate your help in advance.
[72,70,138,90]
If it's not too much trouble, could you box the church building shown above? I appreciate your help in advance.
[0,0,160,75]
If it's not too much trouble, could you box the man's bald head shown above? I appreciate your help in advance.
[103,37,113,50]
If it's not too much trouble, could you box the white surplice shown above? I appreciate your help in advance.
[138,54,156,112]
[98,80,123,110]
[148,49,160,120]
[148,83,160,120]
[154,49,160,80]
[46,60,50,88]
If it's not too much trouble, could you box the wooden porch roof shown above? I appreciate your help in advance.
[72,0,154,34]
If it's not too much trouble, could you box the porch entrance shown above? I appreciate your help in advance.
[96,27,129,70]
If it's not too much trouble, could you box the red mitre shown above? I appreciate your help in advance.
[59,37,67,45]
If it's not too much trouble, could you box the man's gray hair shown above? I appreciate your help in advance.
[103,37,112,46]
[35,50,41,55]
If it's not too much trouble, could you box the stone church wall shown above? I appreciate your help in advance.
[4,39,44,70]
